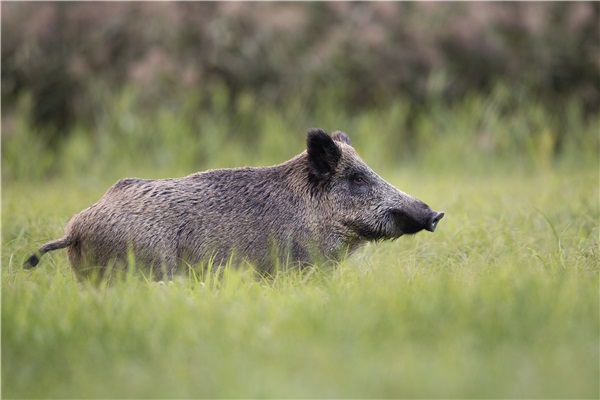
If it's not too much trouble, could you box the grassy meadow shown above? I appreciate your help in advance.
[2,89,599,398]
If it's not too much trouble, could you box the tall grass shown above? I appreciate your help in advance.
[3,83,598,182]
[2,88,598,398]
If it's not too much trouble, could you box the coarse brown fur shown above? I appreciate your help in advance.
[24,129,444,280]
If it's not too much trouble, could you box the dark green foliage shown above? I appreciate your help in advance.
[2,2,598,147]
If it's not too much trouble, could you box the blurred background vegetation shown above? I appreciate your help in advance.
[2,2,599,181]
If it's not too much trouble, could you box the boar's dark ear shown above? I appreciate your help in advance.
[307,128,341,181]
[331,130,351,146]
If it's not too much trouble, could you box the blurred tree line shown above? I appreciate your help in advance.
[2,1,599,144]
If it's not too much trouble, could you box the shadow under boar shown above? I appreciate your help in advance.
[24,129,444,279]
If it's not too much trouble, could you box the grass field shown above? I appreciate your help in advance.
[3,167,598,398]
[2,92,599,398]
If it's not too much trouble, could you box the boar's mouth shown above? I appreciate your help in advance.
[344,214,406,242]
[346,221,392,242]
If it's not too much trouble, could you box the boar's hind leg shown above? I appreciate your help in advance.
[66,239,113,282]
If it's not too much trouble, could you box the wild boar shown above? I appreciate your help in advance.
[24,129,444,279]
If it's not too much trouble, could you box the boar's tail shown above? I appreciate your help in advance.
[24,236,75,269]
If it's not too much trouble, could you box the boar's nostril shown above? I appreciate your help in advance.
[427,211,445,233]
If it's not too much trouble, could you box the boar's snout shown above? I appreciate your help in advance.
[427,211,445,233]
[391,203,444,235]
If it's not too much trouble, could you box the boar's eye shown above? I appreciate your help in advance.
[349,172,370,194]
